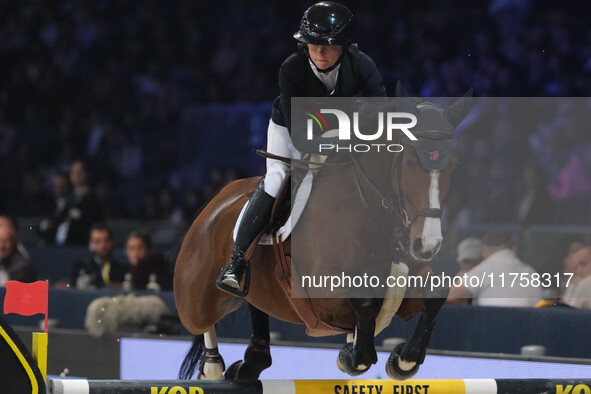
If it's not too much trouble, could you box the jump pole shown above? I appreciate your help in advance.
[49,378,591,394]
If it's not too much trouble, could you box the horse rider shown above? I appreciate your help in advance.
[216,1,387,297]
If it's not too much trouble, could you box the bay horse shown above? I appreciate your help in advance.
[174,91,471,380]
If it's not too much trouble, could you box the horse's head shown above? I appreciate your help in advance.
[394,87,472,262]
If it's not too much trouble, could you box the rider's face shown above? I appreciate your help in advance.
[307,44,342,70]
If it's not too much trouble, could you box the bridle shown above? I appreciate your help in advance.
[350,130,454,256]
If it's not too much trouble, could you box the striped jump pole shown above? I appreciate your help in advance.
[49,379,591,394]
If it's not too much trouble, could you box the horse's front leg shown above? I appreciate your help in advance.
[225,304,272,380]
[386,285,449,380]
[337,297,382,376]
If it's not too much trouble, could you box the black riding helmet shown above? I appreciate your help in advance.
[293,2,353,46]
[294,2,353,73]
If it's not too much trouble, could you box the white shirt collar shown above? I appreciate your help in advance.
[309,59,340,94]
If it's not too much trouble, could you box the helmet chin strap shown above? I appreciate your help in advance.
[313,60,341,74]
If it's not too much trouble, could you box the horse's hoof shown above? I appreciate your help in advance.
[337,343,370,376]
[386,343,420,380]
[197,364,224,380]
[197,352,225,380]
[224,360,244,380]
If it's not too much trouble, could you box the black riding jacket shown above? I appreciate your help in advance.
[271,44,387,153]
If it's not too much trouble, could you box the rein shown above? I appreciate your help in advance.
[256,150,352,170]
[350,153,409,254]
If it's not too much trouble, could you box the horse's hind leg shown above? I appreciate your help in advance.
[386,286,450,380]
[337,298,382,376]
[225,304,272,380]
[199,327,226,380]
[178,327,225,380]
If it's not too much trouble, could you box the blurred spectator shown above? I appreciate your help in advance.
[448,231,541,307]
[563,245,591,309]
[0,214,31,261]
[447,237,483,304]
[56,161,104,245]
[537,235,584,304]
[70,223,127,289]
[125,231,173,291]
[455,237,484,276]
[0,224,36,285]
[37,172,72,244]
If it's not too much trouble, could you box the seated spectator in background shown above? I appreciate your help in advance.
[455,237,484,276]
[537,235,583,306]
[563,245,591,309]
[37,172,72,244]
[448,231,541,307]
[125,231,173,291]
[55,161,104,245]
[70,223,127,289]
[0,225,36,285]
[447,237,483,304]
[0,215,30,261]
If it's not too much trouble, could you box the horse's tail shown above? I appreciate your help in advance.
[178,334,204,380]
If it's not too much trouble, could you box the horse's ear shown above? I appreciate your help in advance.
[395,81,419,116]
[445,88,473,128]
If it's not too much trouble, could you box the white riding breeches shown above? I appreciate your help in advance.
[264,120,300,197]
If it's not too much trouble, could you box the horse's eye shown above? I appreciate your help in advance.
[406,159,416,169]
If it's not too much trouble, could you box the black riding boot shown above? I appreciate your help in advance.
[216,181,275,297]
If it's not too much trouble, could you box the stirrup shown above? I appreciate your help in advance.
[215,261,251,298]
